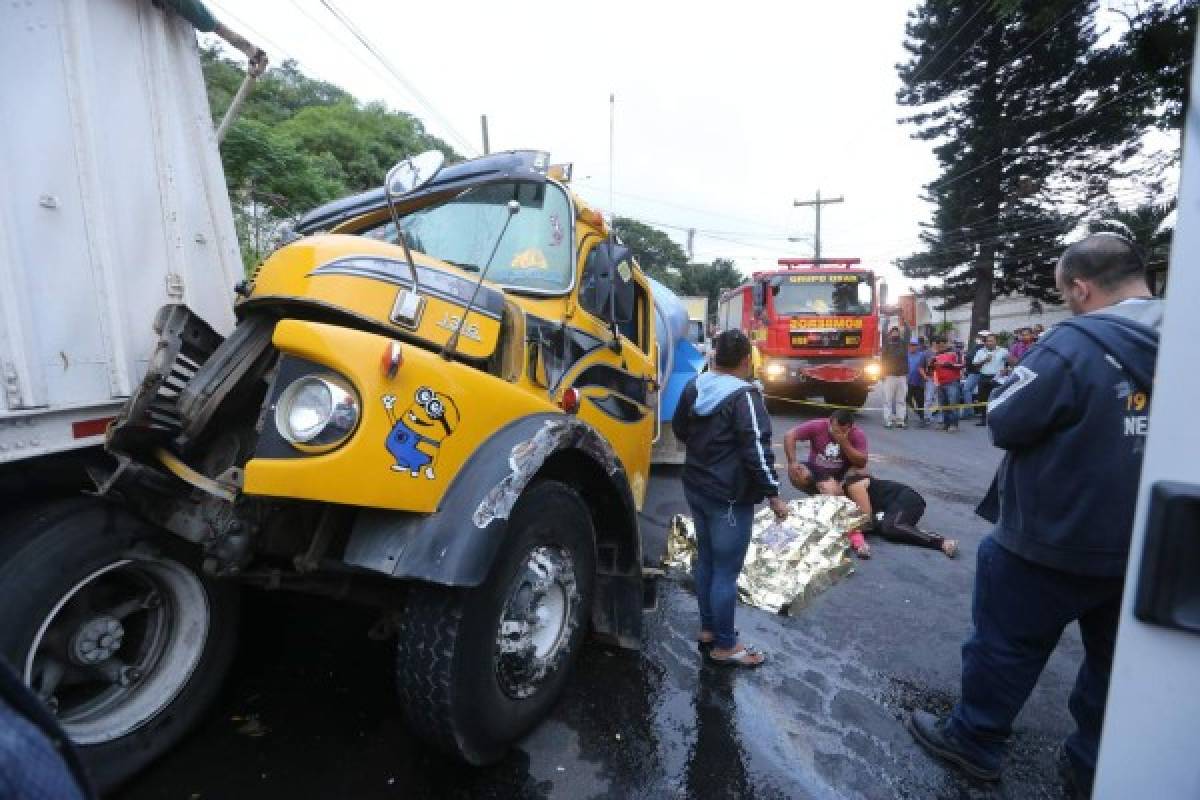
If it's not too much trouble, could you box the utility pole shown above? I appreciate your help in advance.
[686,228,695,262]
[608,93,615,216]
[793,189,844,261]
[480,115,490,155]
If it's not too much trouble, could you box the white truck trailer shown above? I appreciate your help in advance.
[0,0,255,789]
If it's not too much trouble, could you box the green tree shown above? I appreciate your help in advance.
[896,1,1151,340]
[201,47,458,269]
[612,217,686,290]
[678,258,744,321]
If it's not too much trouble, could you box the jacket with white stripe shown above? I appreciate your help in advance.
[672,375,781,505]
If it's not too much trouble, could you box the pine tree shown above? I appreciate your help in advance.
[896,1,1150,338]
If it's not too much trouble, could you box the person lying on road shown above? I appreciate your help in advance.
[840,475,958,559]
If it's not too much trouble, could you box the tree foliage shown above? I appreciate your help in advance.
[202,47,456,267]
[612,216,688,289]
[896,1,1188,339]
[611,217,743,313]
[678,258,744,321]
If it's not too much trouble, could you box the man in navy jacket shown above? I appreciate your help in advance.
[907,233,1162,797]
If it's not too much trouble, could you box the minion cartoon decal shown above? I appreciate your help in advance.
[382,387,460,479]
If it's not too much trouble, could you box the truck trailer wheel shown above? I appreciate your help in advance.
[394,481,595,764]
[0,499,238,792]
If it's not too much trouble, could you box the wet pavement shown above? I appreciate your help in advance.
[117,398,1082,799]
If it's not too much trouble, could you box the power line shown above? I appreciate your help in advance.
[1002,0,1091,71]
[574,177,793,233]
[925,15,1003,86]
[317,0,478,155]
[927,71,1174,195]
[907,2,992,85]
[284,0,412,98]
[206,2,299,63]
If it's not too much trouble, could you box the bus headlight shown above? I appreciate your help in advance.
[864,362,882,380]
[764,362,787,381]
[275,375,360,451]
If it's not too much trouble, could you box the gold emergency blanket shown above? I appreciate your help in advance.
[664,496,868,615]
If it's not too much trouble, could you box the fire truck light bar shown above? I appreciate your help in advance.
[777,258,862,268]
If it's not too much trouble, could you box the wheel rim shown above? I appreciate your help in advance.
[494,546,578,700]
[23,557,210,745]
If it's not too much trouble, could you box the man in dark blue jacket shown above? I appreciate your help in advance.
[673,330,788,668]
[907,233,1162,797]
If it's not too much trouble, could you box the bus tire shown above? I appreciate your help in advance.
[393,480,595,764]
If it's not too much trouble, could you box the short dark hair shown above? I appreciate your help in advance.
[1059,233,1147,291]
[713,329,752,368]
[831,409,855,426]
[933,335,947,345]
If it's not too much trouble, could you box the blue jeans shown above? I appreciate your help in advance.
[936,382,961,428]
[685,489,754,650]
[946,535,1123,782]
[962,373,981,417]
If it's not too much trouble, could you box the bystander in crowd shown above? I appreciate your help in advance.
[971,333,1009,426]
[880,325,910,428]
[906,337,930,427]
[930,337,964,432]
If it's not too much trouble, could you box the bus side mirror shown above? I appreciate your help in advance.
[752,281,765,315]
[594,240,636,325]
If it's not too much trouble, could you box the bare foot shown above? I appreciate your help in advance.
[697,631,715,645]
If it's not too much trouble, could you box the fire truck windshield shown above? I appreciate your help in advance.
[769,273,873,316]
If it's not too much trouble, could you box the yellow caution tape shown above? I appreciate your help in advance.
[764,394,988,413]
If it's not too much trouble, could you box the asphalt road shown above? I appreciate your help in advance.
[117,394,1084,800]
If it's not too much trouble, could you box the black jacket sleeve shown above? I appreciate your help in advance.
[672,380,698,444]
[733,388,782,498]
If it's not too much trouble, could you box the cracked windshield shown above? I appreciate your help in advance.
[363,181,574,291]
[5,1,1196,799]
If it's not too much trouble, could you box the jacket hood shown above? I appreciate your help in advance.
[1056,313,1159,394]
[693,372,751,415]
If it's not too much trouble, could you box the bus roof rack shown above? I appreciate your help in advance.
[777,258,862,268]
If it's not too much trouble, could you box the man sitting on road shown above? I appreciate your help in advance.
[783,410,871,556]
[783,410,868,494]
[838,475,958,559]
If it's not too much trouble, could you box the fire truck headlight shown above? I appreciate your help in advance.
[765,362,787,381]
[864,362,882,381]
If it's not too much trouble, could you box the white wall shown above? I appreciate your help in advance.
[914,294,1070,342]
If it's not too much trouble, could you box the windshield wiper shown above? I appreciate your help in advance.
[440,259,480,273]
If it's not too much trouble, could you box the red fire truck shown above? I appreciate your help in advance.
[717,258,882,408]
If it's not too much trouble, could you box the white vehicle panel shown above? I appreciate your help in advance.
[0,0,241,462]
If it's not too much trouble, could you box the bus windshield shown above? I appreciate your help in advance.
[360,181,574,293]
[770,273,873,316]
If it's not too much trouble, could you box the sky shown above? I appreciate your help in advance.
[202,1,955,296]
